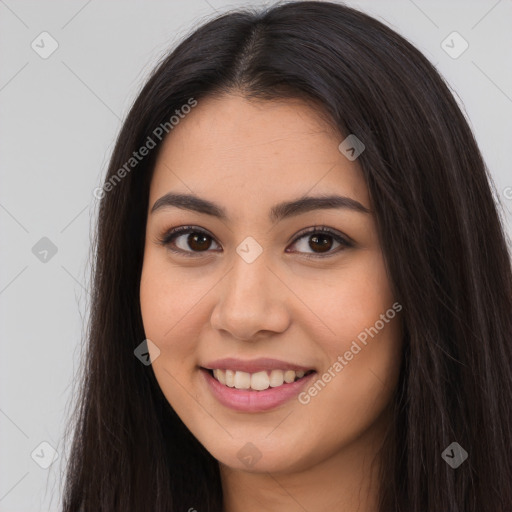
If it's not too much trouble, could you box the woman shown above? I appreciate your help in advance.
[62,2,512,511]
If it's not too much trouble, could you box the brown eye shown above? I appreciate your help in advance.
[308,233,334,253]
[287,226,352,258]
[185,232,213,252]
[158,225,352,259]
[159,226,221,257]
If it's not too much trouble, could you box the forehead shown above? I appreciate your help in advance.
[149,94,369,214]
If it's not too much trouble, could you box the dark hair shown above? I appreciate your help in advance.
[61,1,512,510]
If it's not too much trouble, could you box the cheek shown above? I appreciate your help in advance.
[299,250,402,425]
[139,251,205,411]
[310,317,402,451]
[301,249,397,348]
[294,313,402,466]
[139,249,208,347]
[140,263,175,344]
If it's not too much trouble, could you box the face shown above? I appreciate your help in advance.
[140,93,403,474]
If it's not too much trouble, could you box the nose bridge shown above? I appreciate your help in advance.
[225,248,274,312]
[210,246,289,339]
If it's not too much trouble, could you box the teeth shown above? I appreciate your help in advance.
[210,368,311,391]
[283,370,296,383]
[213,369,226,385]
[225,369,235,387]
[234,371,251,389]
[251,371,269,390]
[269,369,284,387]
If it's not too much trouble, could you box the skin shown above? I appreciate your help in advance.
[139,93,403,511]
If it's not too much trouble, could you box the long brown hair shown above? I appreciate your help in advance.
[62,2,512,510]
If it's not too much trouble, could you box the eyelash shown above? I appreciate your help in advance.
[156,225,353,260]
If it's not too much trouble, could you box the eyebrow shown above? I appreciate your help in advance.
[150,192,371,222]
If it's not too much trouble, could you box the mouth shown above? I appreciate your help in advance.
[201,367,316,392]
[200,366,317,412]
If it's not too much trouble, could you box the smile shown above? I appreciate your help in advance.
[200,366,317,412]
[208,368,315,391]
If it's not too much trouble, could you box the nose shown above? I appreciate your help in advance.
[210,251,291,341]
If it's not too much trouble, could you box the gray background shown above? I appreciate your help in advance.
[1,1,511,510]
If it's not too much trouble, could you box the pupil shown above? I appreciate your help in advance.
[310,234,332,253]
[189,233,211,251]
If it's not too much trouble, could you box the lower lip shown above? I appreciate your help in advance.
[200,368,316,412]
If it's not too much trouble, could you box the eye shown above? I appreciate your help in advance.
[156,226,220,257]
[286,226,353,259]
[156,225,353,258]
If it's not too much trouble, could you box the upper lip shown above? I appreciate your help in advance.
[202,357,315,373]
